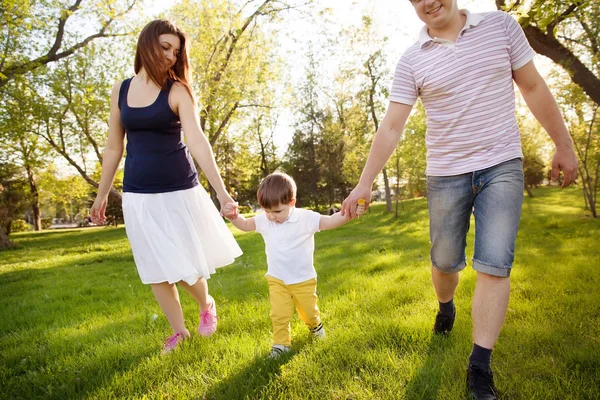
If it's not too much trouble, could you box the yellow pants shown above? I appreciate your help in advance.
[267,276,321,346]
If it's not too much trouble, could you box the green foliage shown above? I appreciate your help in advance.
[501,0,600,106]
[39,164,92,222]
[0,0,141,86]
[167,0,285,199]
[395,102,427,198]
[550,72,600,216]
[283,129,320,208]
[40,217,52,230]
[0,162,30,235]
[10,219,30,232]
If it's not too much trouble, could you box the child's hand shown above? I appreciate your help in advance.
[221,201,239,220]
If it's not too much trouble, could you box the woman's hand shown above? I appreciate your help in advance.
[218,193,239,219]
[90,196,108,225]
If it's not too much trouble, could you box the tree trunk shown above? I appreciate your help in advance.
[383,168,392,212]
[0,228,12,249]
[25,165,41,231]
[525,184,534,198]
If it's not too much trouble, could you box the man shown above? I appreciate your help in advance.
[341,1,578,399]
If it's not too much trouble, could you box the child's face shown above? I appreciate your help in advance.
[264,200,295,224]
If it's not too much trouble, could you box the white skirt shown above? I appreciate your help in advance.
[122,185,243,285]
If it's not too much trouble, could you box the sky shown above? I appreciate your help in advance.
[145,0,504,153]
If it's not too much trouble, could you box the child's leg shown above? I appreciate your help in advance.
[178,277,212,312]
[151,282,190,335]
[289,278,321,332]
[267,276,295,347]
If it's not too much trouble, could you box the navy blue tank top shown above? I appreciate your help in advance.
[119,77,198,193]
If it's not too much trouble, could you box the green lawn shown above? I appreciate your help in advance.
[1,187,599,399]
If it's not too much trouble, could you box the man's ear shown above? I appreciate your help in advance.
[290,199,296,207]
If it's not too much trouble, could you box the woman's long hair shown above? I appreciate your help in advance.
[134,20,195,103]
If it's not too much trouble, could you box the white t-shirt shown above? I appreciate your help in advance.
[254,207,321,285]
[389,10,535,176]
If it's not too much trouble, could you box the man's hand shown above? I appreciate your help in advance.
[341,184,372,219]
[551,145,578,188]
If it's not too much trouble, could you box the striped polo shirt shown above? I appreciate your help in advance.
[390,10,535,176]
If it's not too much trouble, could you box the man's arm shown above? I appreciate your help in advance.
[341,101,413,218]
[513,61,578,187]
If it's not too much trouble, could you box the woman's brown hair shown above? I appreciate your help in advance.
[134,19,195,102]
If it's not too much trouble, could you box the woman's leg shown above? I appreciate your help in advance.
[151,282,189,335]
[178,277,212,311]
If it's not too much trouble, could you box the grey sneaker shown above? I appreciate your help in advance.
[268,344,291,358]
[310,323,325,339]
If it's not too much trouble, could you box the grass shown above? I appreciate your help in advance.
[0,186,599,399]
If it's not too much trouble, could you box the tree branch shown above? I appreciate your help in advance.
[0,0,137,87]
[48,0,85,58]
[210,102,239,146]
[522,24,600,105]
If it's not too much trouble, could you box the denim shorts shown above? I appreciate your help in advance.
[427,158,524,277]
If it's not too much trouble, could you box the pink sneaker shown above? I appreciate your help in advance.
[162,332,187,354]
[198,295,217,337]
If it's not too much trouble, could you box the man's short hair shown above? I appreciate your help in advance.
[257,172,297,209]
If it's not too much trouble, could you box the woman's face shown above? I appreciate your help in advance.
[159,33,181,68]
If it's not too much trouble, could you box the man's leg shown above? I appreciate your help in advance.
[432,266,460,303]
[427,173,474,333]
[468,158,524,398]
[472,272,510,350]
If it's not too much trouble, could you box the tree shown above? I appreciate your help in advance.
[0,76,50,230]
[168,0,306,200]
[33,43,129,201]
[0,162,29,236]
[573,105,599,217]
[351,16,393,211]
[497,0,600,106]
[0,0,139,87]
[38,164,93,223]
[519,118,551,197]
[317,110,345,207]
[284,50,323,208]
[397,102,427,198]
[559,84,600,217]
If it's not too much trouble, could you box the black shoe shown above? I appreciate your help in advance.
[466,364,499,400]
[433,310,455,334]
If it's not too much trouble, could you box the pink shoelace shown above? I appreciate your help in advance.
[200,309,217,324]
[198,304,218,337]
[163,332,185,353]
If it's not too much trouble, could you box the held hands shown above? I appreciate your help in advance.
[221,201,239,220]
[341,184,372,219]
[356,199,366,217]
[552,145,578,188]
[90,196,108,225]
[218,193,239,220]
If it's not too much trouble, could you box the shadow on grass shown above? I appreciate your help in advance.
[2,318,158,400]
[403,334,453,400]
[204,338,310,400]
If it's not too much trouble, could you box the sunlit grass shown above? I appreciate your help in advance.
[1,187,598,399]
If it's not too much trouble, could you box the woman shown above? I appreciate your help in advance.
[91,19,242,353]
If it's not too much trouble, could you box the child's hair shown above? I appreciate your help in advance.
[257,172,297,209]
[134,19,195,103]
